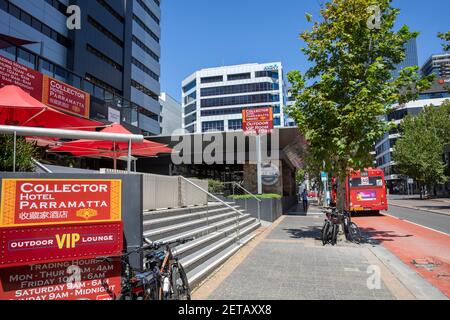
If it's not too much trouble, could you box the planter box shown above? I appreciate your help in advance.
[233,198,283,222]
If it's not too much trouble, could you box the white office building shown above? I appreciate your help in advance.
[181,62,288,133]
[159,92,182,135]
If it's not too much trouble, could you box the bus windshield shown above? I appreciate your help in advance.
[349,176,384,188]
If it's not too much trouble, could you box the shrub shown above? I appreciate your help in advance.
[227,193,282,200]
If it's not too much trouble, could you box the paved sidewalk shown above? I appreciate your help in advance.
[389,198,450,216]
[199,215,407,300]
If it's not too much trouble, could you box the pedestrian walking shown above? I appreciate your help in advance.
[301,189,309,213]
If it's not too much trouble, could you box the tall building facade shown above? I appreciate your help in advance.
[374,80,450,193]
[159,92,181,136]
[391,38,418,79]
[0,0,162,135]
[181,62,288,133]
[421,53,450,79]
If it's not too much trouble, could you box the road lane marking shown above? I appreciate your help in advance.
[382,212,450,236]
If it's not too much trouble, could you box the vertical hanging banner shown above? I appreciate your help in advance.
[242,107,274,135]
[0,179,121,227]
[42,75,90,118]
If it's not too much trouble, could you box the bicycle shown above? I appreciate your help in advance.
[97,236,193,300]
[143,237,193,300]
[321,207,339,246]
[342,211,362,244]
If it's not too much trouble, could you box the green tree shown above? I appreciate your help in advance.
[0,135,38,172]
[287,0,432,209]
[393,100,450,197]
[438,30,450,52]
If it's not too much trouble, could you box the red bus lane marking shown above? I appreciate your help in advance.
[353,214,450,298]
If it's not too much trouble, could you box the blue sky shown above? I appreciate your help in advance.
[160,0,450,101]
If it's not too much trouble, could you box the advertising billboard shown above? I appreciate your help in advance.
[242,107,274,135]
[0,179,122,227]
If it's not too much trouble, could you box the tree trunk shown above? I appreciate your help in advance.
[336,176,347,211]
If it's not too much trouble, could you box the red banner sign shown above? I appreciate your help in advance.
[0,258,121,300]
[0,55,91,119]
[242,107,274,135]
[0,179,121,227]
[42,75,90,118]
[0,55,43,100]
[0,222,123,268]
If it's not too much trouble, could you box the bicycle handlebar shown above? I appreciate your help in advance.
[95,237,195,264]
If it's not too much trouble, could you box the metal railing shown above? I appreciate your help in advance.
[179,176,245,244]
[224,182,261,223]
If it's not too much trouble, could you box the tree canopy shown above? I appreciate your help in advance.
[393,100,450,194]
[287,0,432,207]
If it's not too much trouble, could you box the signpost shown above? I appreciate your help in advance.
[242,107,274,194]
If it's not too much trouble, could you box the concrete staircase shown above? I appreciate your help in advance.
[143,202,261,288]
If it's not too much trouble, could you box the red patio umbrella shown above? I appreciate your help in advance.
[48,123,172,169]
[0,85,102,130]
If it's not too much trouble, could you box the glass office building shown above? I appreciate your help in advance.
[181,62,288,133]
[0,0,162,135]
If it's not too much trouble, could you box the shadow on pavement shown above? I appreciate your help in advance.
[283,226,323,240]
[359,227,414,244]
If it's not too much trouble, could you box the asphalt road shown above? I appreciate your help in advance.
[382,205,450,235]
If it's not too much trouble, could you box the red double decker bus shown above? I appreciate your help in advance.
[330,168,388,214]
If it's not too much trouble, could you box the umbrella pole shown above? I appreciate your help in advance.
[127,138,131,173]
[113,141,117,170]
[13,131,16,173]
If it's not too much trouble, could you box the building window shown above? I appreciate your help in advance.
[45,0,68,15]
[183,80,196,93]
[184,102,197,115]
[255,70,279,79]
[0,1,70,47]
[133,14,159,43]
[184,113,197,126]
[96,0,124,23]
[132,36,159,62]
[228,119,242,130]
[88,16,124,47]
[200,76,223,84]
[85,73,123,96]
[184,91,196,105]
[132,57,159,81]
[185,124,195,133]
[131,79,159,101]
[273,117,281,126]
[200,82,279,97]
[201,94,280,108]
[202,121,224,132]
[227,73,251,81]
[136,0,160,25]
[86,44,123,71]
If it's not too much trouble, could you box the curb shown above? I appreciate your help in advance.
[389,203,450,217]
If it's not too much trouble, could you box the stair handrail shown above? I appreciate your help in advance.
[224,182,261,223]
[179,176,245,217]
[179,176,244,244]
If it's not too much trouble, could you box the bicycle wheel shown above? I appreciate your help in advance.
[349,222,362,244]
[171,263,191,300]
[321,220,331,245]
[331,224,339,245]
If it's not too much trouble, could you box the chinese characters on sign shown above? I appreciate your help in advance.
[242,107,274,135]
